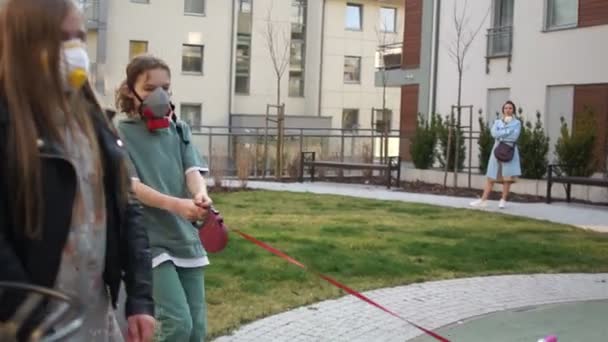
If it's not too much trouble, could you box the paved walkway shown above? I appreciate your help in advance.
[213,274,608,341]
[238,181,608,232]
[213,181,608,341]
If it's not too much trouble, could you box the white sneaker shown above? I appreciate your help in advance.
[470,199,487,208]
[498,199,506,209]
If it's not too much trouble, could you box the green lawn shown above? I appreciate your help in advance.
[205,190,608,338]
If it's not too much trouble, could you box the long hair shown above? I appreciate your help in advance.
[0,0,104,239]
[115,54,171,117]
[502,100,517,116]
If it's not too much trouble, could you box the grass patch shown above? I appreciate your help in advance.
[205,190,608,338]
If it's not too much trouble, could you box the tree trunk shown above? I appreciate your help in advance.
[275,77,283,179]
[453,71,463,187]
[382,79,389,166]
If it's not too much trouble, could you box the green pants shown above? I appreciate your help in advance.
[153,262,206,342]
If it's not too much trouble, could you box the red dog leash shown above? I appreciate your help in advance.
[198,208,450,342]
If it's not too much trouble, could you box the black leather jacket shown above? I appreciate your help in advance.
[0,101,154,319]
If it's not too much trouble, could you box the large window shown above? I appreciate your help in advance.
[236,0,253,94]
[342,109,359,131]
[185,0,205,15]
[545,0,578,30]
[182,44,204,73]
[129,40,148,60]
[374,109,392,133]
[379,7,397,32]
[289,0,306,97]
[235,35,251,94]
[487,0,514,57]
[346,3,362,30]
[180,104,202,132]
[344,56,361,83]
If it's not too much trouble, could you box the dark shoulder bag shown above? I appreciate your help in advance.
[494,141,516,162]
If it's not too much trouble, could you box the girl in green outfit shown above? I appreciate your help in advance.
[115,55,212,341]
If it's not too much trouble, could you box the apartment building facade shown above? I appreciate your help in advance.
[381,0,608,170]
[77,0,403,147]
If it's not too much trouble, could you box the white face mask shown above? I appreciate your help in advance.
[61,39,90,90]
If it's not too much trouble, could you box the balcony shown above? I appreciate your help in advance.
[374,42,403,70]
[486,26,513,72]
[76,0,100,29]
[373,42,419,87]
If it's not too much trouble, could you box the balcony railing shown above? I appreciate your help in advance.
[486,26,512,58]
[375,42,403,70]
[486,26,513,73]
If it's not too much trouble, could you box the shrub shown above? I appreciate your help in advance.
[235,144,252,188]
[436,114,465,171]
[555,107,597,177]
[409,113,437,169]
[518,111,550,179]
[478,115,494,174]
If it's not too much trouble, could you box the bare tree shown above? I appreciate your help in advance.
[375,23,401,165]
[262,0,291,178]
[443,0,489,187]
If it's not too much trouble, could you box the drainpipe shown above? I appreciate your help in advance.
[317,0,326,117]
[96,0,109,98]
[228,0,236,125]
[430,0,441,115]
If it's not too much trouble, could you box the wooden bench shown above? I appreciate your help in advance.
[298,152,401,189]
[546,164,608,203]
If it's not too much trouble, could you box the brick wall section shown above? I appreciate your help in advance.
[579,0,608,27]
[402,0,422,69]
[573,84,608,170]
[400,85,419,161]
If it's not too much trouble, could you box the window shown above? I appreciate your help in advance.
[236,0,253,94]
[129,40,148,60]
[185,0,205,15]
[346,3,362,30]
[240,0,252,13]
[182,44,204,73]
[344,56,361,83]
[379,7,397,32]
[486,88,511,122]
[180,104,202,132]
[487,0,514,57]
[493,0,514,27]
[289,0,306,97]
[374,109,392,133]
[235,35,251,94]
[342,109,359,131]
[545,0,578,30]
[130,0,149,3]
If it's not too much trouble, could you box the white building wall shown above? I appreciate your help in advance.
[321,0,404,131]
[436,0,608,130]
[232,0,323,117]
[101,0,233,127]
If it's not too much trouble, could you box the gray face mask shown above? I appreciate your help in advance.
[133,87,172,131]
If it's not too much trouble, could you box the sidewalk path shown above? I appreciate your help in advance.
[236,181,608,232]
[213,274,608,341]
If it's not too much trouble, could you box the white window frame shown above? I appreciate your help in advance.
[345,3,363,31]
[182,44,204,74]
[379,7,397,33]
[544,0,578,31]
[184,0,206,16]
[343,56,362,84]
[180,103,203,132]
